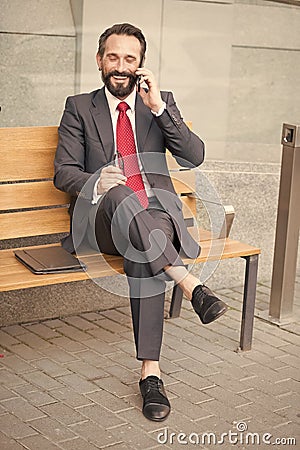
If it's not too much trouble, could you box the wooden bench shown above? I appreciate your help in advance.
[0,126,261,350]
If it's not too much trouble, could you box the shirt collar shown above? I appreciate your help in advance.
[105,87,136,115]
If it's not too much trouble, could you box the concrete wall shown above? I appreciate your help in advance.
[2,0,299,157]
[0,0,76,126]
[79,0,233,160]
[1,0,299,154]
[78,0,300,163]
[227,0,300,163]
[195,160,282,289]
[78,0,163,93]
[0,0,299,324]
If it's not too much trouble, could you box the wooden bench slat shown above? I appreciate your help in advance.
[166,153,182,170]
[0,229,212,269]
[0,127,193,182]
[0,197,196,239]
[0,239,260,292]
[181,195,197,218]
[0,181,70,211]
[0,261,89,290]
[0,245,123,291]
[0,208,70,239]
[171,171,195,194]
[0,180,194,212]
[0,126,58,182]
[0,174,193,211]
[0,254,123,278]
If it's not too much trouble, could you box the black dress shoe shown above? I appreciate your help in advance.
[191,284,228,324]
[139,375,170,421]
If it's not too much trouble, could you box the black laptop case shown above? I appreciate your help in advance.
[14,246,86,274]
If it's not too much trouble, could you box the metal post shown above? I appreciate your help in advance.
[268,123,300,324]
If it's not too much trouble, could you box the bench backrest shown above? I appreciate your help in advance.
[0,126,196,241]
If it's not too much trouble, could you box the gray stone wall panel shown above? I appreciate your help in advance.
[195,160,281,288]
[1,0,75,35]
[233,2,300,49]
[160,0,233,161]
[0,34,75,126]
[226,47,300,162]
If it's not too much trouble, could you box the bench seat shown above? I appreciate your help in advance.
[0,238,260,292]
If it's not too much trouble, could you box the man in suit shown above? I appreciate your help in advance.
[54,23,228,422]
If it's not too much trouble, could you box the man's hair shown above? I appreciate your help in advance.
[97,23,147,66]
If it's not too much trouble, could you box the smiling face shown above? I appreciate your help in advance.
[96,34,142,99]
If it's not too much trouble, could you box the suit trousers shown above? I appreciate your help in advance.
[90,185,184,361]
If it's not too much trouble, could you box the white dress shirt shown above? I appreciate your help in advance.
[92,87,165,204]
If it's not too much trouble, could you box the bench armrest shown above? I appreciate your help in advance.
[187,194,235,239]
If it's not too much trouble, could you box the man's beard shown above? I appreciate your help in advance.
[102,70,137,98]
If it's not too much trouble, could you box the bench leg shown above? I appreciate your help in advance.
[169,284,184,318]
[240,254,259,351]
[168,265,189,319]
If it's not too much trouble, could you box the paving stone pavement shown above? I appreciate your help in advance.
[0,274,299,450]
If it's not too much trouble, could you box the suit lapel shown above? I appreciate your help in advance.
[135,93,153,153]
[90,89,153,163]
[90,88,114,163]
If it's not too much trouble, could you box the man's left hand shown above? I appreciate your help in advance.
[136,68,164,113]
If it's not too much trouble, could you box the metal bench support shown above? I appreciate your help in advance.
[168,284,184,319]
[168,255,259,352]
[240,254,259,351]
[168,265,188,318]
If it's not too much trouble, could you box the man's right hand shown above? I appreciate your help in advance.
[97,165,127,195]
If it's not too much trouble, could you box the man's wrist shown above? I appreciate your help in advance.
[92,177,102,204]
[151,102,166,117]
[97,182,102,195]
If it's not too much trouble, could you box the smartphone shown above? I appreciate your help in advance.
[114,150,124,173]
[136,75,141,92]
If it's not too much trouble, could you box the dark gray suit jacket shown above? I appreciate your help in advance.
[54,87,205,257]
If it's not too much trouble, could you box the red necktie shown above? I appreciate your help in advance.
[116,102,149,209]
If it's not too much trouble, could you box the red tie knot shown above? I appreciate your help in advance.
[117,102,130,113]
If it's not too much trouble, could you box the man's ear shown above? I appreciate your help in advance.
[96,53,102,70]
[140,55,145,67]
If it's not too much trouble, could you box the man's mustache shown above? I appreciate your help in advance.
[106,70,137,82]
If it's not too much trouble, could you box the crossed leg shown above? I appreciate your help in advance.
[90,185,226,383]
